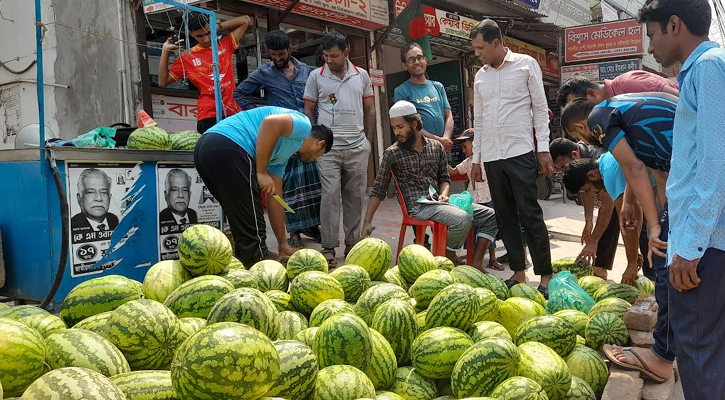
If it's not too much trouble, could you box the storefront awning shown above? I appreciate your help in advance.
[431,0,547,21]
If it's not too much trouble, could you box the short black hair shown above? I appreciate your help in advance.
[400,43,423,63]
[561,98,595,135]
[469,19,502,43]
[321,32,347,51]
[550,138,579,161]
[403,114,423,131]
[638,0,711,36]
[266,30,290,51]
[563,158,598,194]
[311,124,334,153]
[557,77,599,107]
[187,12,209,32]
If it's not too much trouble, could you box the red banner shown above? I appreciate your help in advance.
[564,19,644,63]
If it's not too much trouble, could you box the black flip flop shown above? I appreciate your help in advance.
[504,279,520,289]
[537,285,549,300]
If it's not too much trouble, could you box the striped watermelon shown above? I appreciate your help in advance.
[585,312,628,351]
[8,305,49,318]
[106,299,183,370]
[552,257,593,279]
[354,283,410,325]
[265,290,296,312]
[142,260,192,302]
[497,297,547,337]
[377,391,408,400]
[473,287,499,322]
[313,365,376,400]
[19,313,66,337]
[178,224,232,276]
[366,328,398,389]
[60,274,142,326]
[295,327,319,347]
[330,264,371,302]
[518,341,571,400]
[563,376,596,400]
[220,268,258,289]
[434,256,455,271]
[409,269,458,309]
[287,248,329,280]
[309,299,355,327]
[290,271,345,315]
[0,303,14,319]
[266,340,318,400]
[490,376,548,400]
[278,311,308,340]
[0,318,46,397]
[451,337,519,397]
[45,329,130,377]
[71,310,112,336]
[577,276,608,298]
[467,321,512,343]
[389,366,438,400]
[415,311,427,337]
[565,346,608,397]
[515,315,578,358]
[227,256,245,270]
[372,299,417,366]
[178,317,206,339]
[398,244,438,284]
[170,130,201,151]
[425,284,480,331]
[128,126,172,150]
[21,367,126,400]
[111,370,178,400]
[509,284,547,308]
[207,287,280,339]
[588,297,631,319]
[172,322,280,399]
[313,312,372,370]
[636,275,655,296]
[411,327,473,380]
[593,283,640,304]
[576,335,586,348]
[345,237,393,281]
[249,260,289,292]
[163,275,234,318]
[385,266,409,290]
[553,309,590,337]
[451,267,509,300]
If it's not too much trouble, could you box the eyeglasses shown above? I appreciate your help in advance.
[406,55,427,65]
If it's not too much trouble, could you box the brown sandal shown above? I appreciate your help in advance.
[487,260,505,271]
[603,345,668,383]
[322,249,337,268]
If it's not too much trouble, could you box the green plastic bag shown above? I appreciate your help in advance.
[546,271,596,314]
[71,126,117,148]
[449,191,474,218]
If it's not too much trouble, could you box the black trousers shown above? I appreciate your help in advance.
[197,117,219,134]
[594,209,620,270]
[484,152,552,275]
[194,133,268,266]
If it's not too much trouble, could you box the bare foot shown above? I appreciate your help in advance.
[445,250,466,266]
[470,262,488,273]
[609,346,674,380]
[539,274,552,288]
[593,266,609,280]
[508,271,527,284]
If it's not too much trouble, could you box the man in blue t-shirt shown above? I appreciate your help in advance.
[394,43,454,152]
[194,106,333,266]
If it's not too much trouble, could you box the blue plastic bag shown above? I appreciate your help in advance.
[546,271,596,314]
[449,191,474,218]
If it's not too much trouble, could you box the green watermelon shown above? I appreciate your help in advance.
[278,311,308,340]
[8,305,49,318]
[354,283,410,325]
[265,290,296,312]
[128,125,172,149]
[398,244,438,284]
[309,299,355,327]
[497,297,547,337]
[366,328,398,389]
[490,376,548,400]
[385,266,409,290]
[106,299,183,370]
[425,284,480,331]
[290,271,346,315]
[207,287,280,339]
[577,276,608,298]
[313,312,372,371]
[378,391,408,400]
[111,370,178,400]
[249,260,289,292]
[372,298,418,366]
[71,311,112,337]
[19,313,66,337]
[220,268,258,289]
[473,287,500,322]
[21,367,126,400]
[585,312,628,351]
[178,224,232,276]
[0,303,14,319]
[142,260,192,302]
[227,256,245,270]
[588,297,631,319]
[467,321,512,343]
[412,327,473,380]
[295,327,319,347]
[330,264,372,302]
[553,309,590,337]
[435,256,455,271]
[509,284,547,307]
[45,329,130,377]
[0,318,46,397]
[409,269,458,309]
[436,379,454,396]
[565,346,608,397]
[415,311,428,335]
[172,322,280,399]
[563,376,596,400]
[178,317,206,339]
[313,365,376,400]
[60,274,142,326]
[287,248,329,280]
[518,341,572,400]
[552,257,593,279]
[515,315,578,358]
[636,275,655,296]
[450,267,509,300]
[345,237,393,281]
[450,337,519,398]
[170,130,201,151]
[389,366,438,400]
[266,340,318,400]
[593,283,640,304]
[163,275,234,318]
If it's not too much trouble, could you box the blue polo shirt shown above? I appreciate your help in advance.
[394,80,451,136]
[599,152,655,201]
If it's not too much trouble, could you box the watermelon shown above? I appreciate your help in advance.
[278,311,308,340]
[313,365,376,400]
[366,328,398,389]
[436,379,453,396]
[178,317,206,339]
[490,376,548,400]
[295,327,319,347]
[389,366,438,400]
[451,266,508,300]
[266,340,318,400]
[497,297,547,337]
[106,299,183,370]
[467,321,512,343]
[434,256,455,271]
[372,299,418,366]
[170,130,201,151]
[0,303,14,319]
[21,367,126,400]
[163,275,234,318]
[345,237,393,281]
[45,329,130,377]
[313,312,372,371]
[425,284,481,331]
[378,391,408,400]
[111,370,178,400]
[290,271,345,315]
[412,327,473,380]
[249,260,289,292]
[354,283,410,325]
[473,287,499,322]
[450,337,519,398]
[172,322,280,399]
[409,269,458,309]
[128,125,172,149]
[563,376,596,400]
[330,264,371,302]
[515,315,578,358]
[142,260,192,303]
[72,311,112,335]
[178,224,232,276]
[0,318,46,397]
[575,335,586,348]
[60,274,142,326]
[518,342,571,400]
[588,297,631,319]
[636,275,655,296]
[265,290,296,312]
[8,305,49,318]
[565,346,608,397]
[509,284,547,308]
[552,257,593,279]
[227,256,245,270]
[309,299,355,327]
[577,276,608,298]
[585,312,629,351]
[385,266,409,290]
[220,268,258,289]
[207,287,280,339]
[593,283,640,304]
[19,313,66,337]
[553,309,590,337]
[398,244,438,284]
[287,248,329,280]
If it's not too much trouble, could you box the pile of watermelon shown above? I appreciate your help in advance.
[0,225,655,399]
[126,127,201,151]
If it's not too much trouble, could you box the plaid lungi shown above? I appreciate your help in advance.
[283,153,322,232]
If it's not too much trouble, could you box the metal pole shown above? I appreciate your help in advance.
[35,0,46,171]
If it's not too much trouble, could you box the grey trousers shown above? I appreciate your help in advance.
[317,140,371,249]
[410,203,498,250]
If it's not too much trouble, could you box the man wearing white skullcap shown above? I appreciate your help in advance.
[362,101,498,267]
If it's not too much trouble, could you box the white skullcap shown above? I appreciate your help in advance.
[389,100,418,118]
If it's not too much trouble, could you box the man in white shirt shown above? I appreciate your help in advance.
[469,19,555,296]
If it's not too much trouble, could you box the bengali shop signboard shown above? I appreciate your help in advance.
[244,0,389,31]
[143,0,209,13]
[564,19,644,63]
[561,58,641,82]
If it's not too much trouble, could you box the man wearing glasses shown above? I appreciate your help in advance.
[159,168,198,228]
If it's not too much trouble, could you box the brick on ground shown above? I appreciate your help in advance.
[624,296,658,332]
[629,329,655,348]
[642,372,676,400]
[601,372,644,400]
[610,366,642,379]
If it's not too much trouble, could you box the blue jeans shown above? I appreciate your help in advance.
[651,207,676,362]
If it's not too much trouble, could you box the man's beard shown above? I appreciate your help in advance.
[397,129,417,149]
[274,57,290,69]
